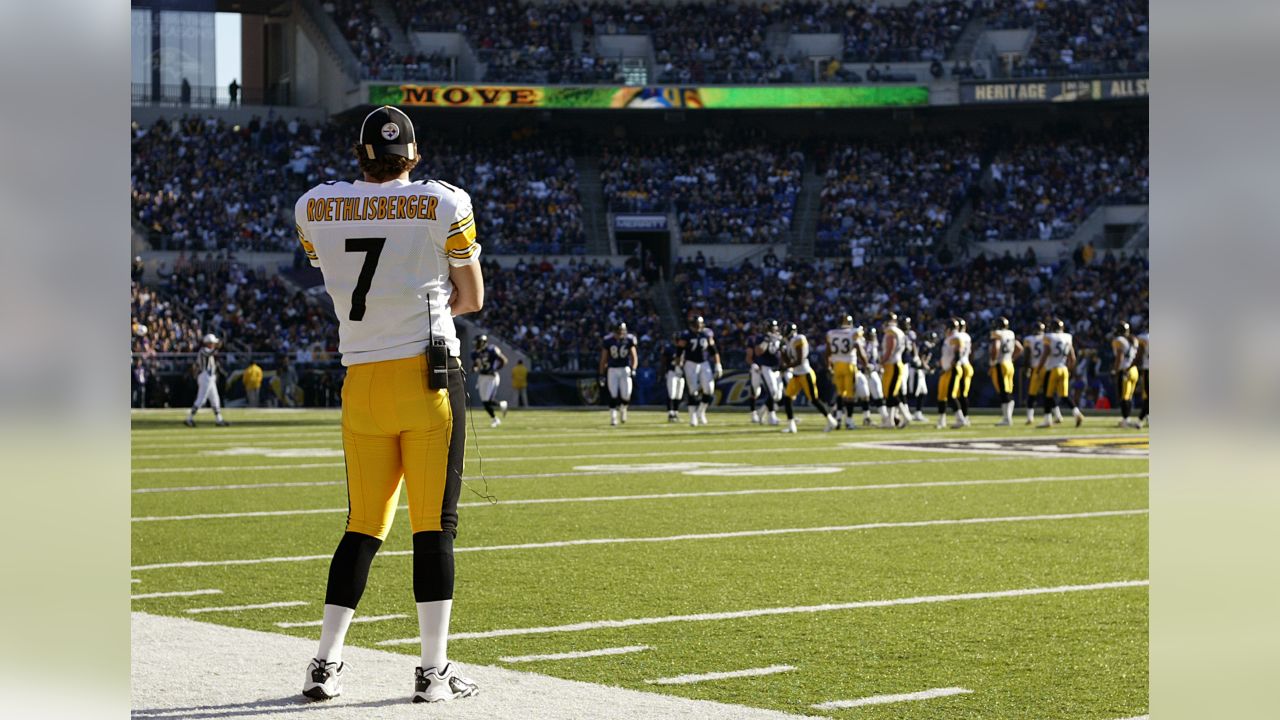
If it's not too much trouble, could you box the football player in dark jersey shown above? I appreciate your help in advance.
[599,322,639,426]
[678,315,721,427]
[471,335,508,427]
[748,319,784,426]
[661,333,686,422]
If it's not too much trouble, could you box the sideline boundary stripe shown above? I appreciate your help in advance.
[186,601,309,614]
[131,509,1147,571]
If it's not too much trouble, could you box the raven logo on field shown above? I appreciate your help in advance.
[858,435,1148,457]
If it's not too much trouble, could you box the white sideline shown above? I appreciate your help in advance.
[132,578,141,583]
[380,580,1149,643]
[131,473,1148,523]
[648,665,796,686]
[130,443,1014,474]
[131,612,822,720]
[811,686,973,709]
[132,589,223,600]
[131,508,1148,571]
[187,601,309,614]
[276,613,406,629]
[499,645,651,663]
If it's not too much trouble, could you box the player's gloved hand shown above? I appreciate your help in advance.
[714,365,723,380]
[598,376,606,388]
[750,363,760,373]
[626,366,635,379]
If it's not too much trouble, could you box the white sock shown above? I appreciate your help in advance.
[417,599,453,670]
[315,604,355,663]
[1026,407,1034,421]
[956,410,967,423]
[878,405,889,421]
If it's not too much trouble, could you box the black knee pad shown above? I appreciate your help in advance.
[413,531,456,603]
[325,531,383,609]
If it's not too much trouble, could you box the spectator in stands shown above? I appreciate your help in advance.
[512,359,530,407]
[228,78,239,106]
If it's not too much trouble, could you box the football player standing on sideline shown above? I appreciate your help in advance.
[472,334,508,427]
[1136,325,1149,427]
[599,322,638,426]
[294,106,482,704]
[184,334,230,427]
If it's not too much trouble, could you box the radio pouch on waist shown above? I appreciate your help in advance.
[426,344,449,390]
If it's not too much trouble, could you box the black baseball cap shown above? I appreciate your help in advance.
[359,105,416,160]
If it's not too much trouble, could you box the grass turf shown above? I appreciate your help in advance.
[132,408,1148,718]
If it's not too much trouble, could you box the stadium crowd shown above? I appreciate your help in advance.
[601,133,804,244]
[476,256,664,371]
[965,132,1150,241]
[814,137,983,258]
[132,115,586,255]
[985,0,1149,77]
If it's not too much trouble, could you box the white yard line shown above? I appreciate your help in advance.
[648,665,796,686]
[131,509,1147,572]
[129,456,1007,492]
[385,580,1148,644]
[131,473,1148,522]
[500,645,651,663]
[811,687,973,709]
[186,601,309,614]
[132,612,821,720]
[130,443,1019,474]
[131,578,141,583]
[131,589,222,600]
[276,613,406,629]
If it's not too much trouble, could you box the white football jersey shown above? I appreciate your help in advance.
[939,331,957,370]
[787,334,813,374]
[1024,333,1046,368]
[1112,335,1138,370]
[991,329,1016,364]
[881,325,906,365]
[1043,332,1074,369]
[955,331,973,365]
[865,335,880,367]
[295,177,480,365]
[1138,332,1150,369]
[826,328,856,363]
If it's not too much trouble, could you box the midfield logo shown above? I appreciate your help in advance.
[866,436,1149,457]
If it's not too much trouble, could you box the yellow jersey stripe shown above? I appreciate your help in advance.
[449,212,473,230]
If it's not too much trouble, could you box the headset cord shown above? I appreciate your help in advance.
[457,362,497,505]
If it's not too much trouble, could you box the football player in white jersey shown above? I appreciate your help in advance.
[988,316,1023,426]
[1036,318,1085,427]
[855,327,884,425]
[935,319,958,428]
[950,318,974,428]
[825,315,858,429]
[184,333,230,427]
[879,313,912,428]
[1111,321,1141,428]
[294,106,481,704]
[1022,322,1048,424]
[1136,326,1149,427]
[780,323,839,433]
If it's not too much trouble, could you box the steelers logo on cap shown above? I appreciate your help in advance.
[381,122,400,141]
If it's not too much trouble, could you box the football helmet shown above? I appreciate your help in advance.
[474,334,489,350]
[765,318,779,333]
[689,315,705,331]
[783,322,798,339]
[614,322,628,337]
[1115,321,1130,336]
[995,316,1010,330]
[1050,318,1065,332]
[1031,321,1046,334]
[884,311,898,326]
[840,314,853,327]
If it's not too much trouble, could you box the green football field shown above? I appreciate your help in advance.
[131,407,1148,719]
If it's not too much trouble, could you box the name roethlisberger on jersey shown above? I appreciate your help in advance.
[303,193,440,223]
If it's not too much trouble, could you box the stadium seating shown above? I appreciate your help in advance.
[985,0,1149,77]
[600,133,804,244]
